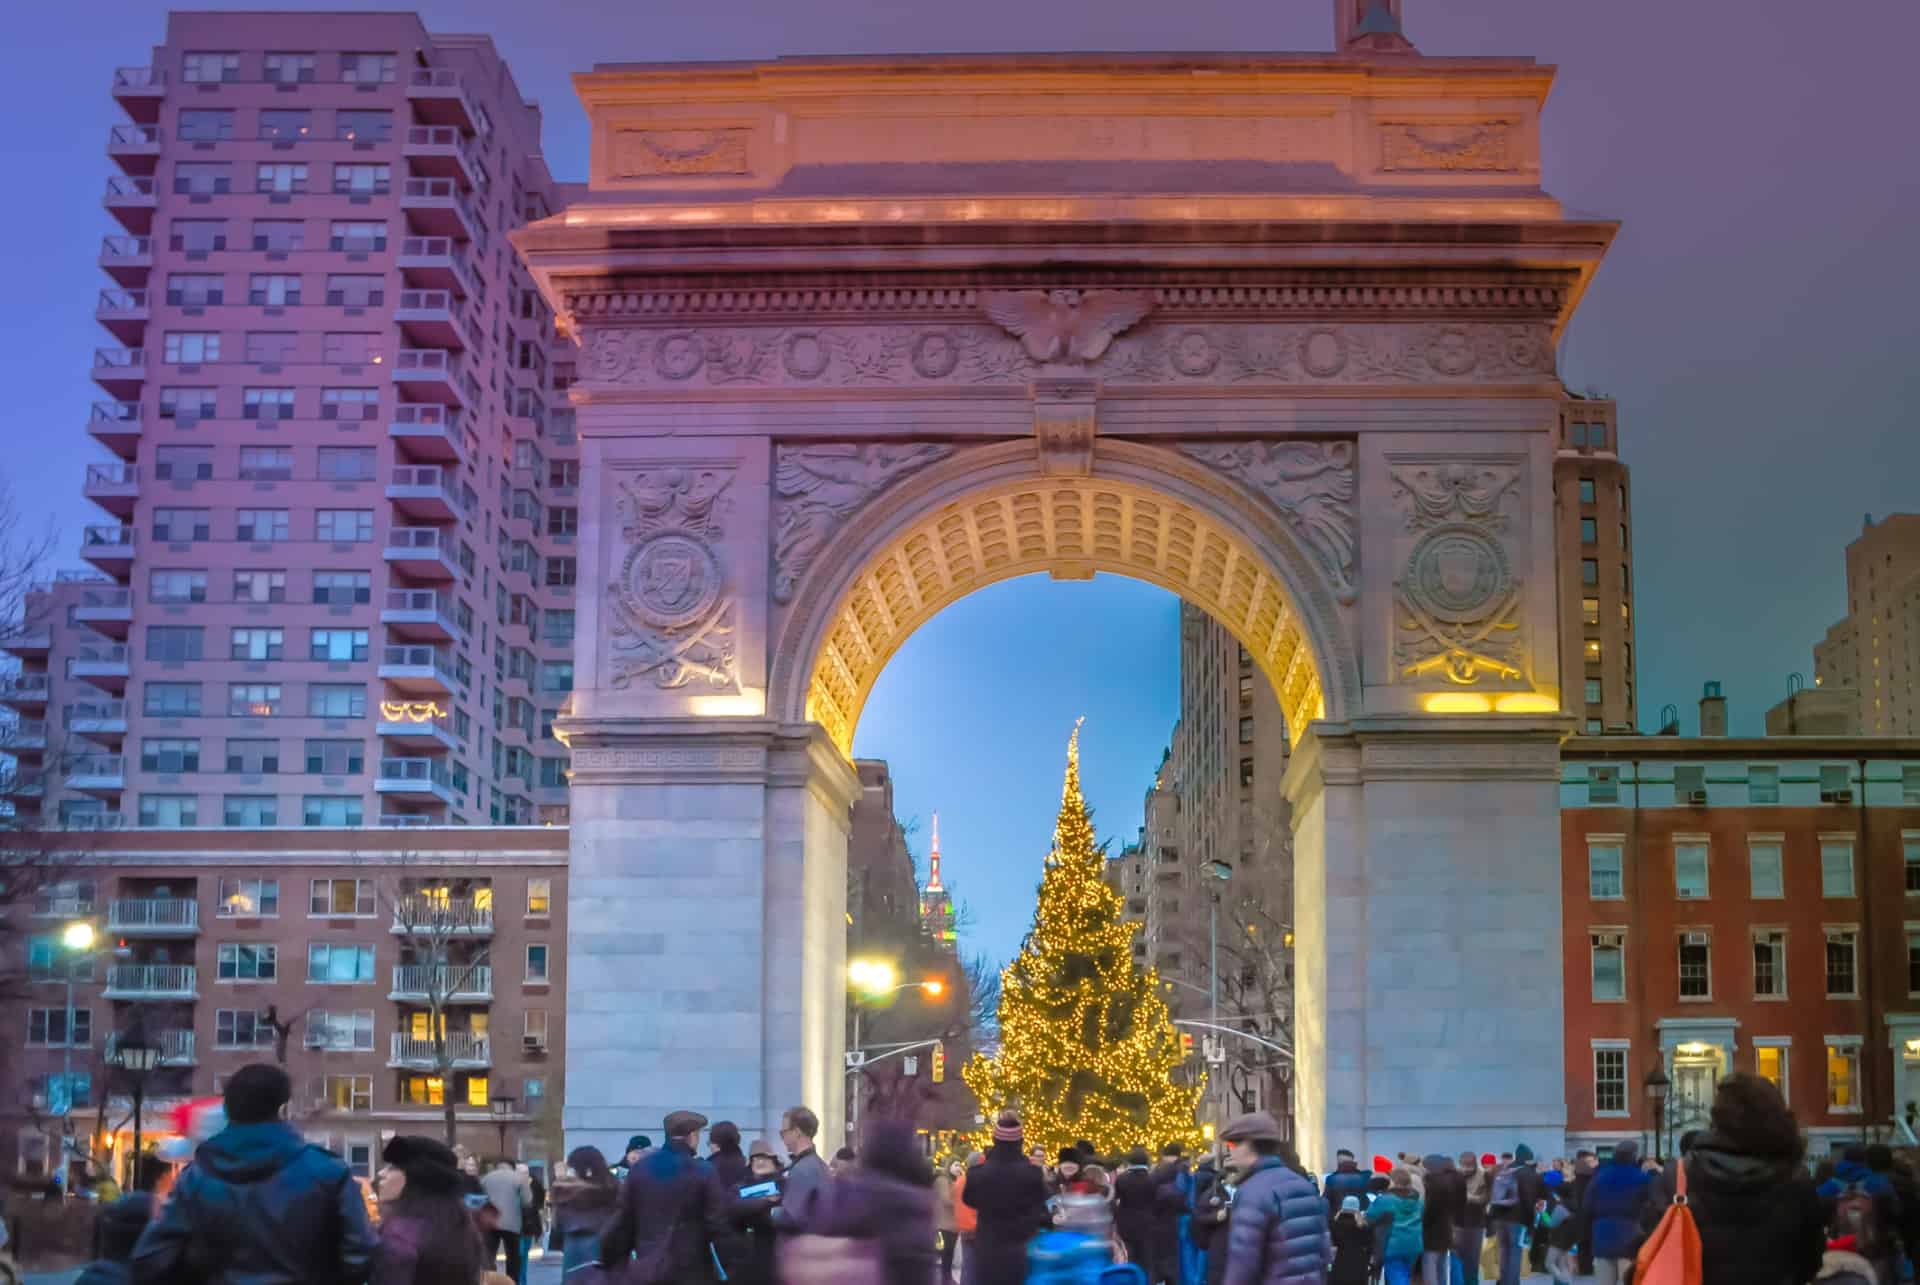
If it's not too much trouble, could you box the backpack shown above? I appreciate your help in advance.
[1490,1166,1520,1209]
[1831,1183,1885,1260]
[776,1234,887,1285]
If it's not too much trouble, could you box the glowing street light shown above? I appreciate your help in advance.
[62,921,96,952]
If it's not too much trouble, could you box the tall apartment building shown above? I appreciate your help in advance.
[3,13,580,833]
[1813,514,1920,736]
[0,826,568,1183]
[1556,397,1638,733]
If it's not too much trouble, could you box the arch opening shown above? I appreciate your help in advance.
[772,441,1356,758]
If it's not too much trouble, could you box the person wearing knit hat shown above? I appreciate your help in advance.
[959,1111,1050,1285]
[1489,1144,1544,1285]
[1331,1192,1374,1285]
[1053,1146,1083,1192]
[1113,1146,1157,1268]
[373,1136,487,1284]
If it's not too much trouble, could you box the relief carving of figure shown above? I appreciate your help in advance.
[1182,440,1359,604]
[980,289,1154,364]
[772,444,955,602]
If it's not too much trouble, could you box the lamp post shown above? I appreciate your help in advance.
[112,1029,160,1190]
[1205,860,1233,1151]
[845,958,944,1138]
[1644,1064,1671,1163]
[58,920,97,1194]
[491,1093,517,1159]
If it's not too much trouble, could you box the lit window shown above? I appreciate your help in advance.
[1584,639,1603,663]
[1755,1043,1789,1102]
[1582,597,1600,626]
[1828,1042,1862,1112]
[527,879,551,917]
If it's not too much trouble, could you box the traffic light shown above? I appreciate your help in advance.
[931,1041,946,1083]
[1180,1031,1195,1058]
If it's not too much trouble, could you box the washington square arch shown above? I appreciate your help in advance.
[515,6,1616,1169]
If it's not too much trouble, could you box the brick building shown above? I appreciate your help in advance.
[0,825,566,1184]
[1561,719,1920,1155]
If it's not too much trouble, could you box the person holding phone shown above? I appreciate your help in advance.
[727,1141,785,1285]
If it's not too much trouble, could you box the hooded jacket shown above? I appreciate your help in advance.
[1322,1162,1371,1221]
[960,1140,1052,1285]
[1676,1134,1826,1285]
[130,1120,375,1285]
[1419,1155,1464,1253]
[1221,1155,1332,1285]
[1580,1153,1652,1261]
[548,1175,621,1273]
[1365,1191,1424,1263]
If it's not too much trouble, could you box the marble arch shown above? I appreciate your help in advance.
[517,44,1615,1169]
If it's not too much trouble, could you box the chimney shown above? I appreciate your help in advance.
[1699,681,1728,737]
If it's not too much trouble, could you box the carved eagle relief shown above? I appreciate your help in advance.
[980,289,1155,363]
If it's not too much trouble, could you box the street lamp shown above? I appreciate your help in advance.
[1644,1064,1671,1162]
[845,959,945,1136]
[56,921,97,1195]
[1205,860,1232,1157]
[491,1093,517,1159]
[112,1030,160,1190]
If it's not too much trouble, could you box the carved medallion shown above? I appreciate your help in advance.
[782,331,830,381]
[1298,328,1348,378]
[652,332,706,381]
[1404,524,1511,625]
[1170,330,1220,377]
[588,330,637,381]
[1379,121,1517,173]
[911,331,961,379]
[620,532,724,631]
[1390,459,1526,686]
[1425,328,1478,377]
[607,465,739,691]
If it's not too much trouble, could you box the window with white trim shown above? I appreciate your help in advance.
[1593,1046,1628,1115]
[1828,1040,1862,1113]
[1753,929,1787,998]
[218,878,278,917]
[1749,841,1784,899]
[307,944,375,984]
[1675,842,1709,899]
[307,1010,374,1051]
[1822,842,1856,898]
[1590,931,1625,1002]
[216,943,276,980]
[215,1009,274,1049]
[310,878,374,917]
[1748,765,1780,804]
[1678,931,1712,1000]
[1755,1040,1790,1103]
[1826,929,1859,998]
[1588,842,1624,899]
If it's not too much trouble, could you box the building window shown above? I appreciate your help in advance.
[235,509,289,542]
[1584,678,1603,705]
[1578,478,1596,504]
[152,508,210,543]
[1821,842,1855,897]
[526,1010,549,1050]
[158,386,218,419]
[318,1074,373,1112]
[1749,841,1784,899]
[163,331,221,362]
[1755,1042,1790,1102]
[317,447,376,481]
[1590,932,1625,1002]
[234,570,287,604]
[222,795,277,827]
[27,1008,91,1047]
[1828,1041,1862,1113]
[257,109,312,141]
[303,796,365,827]
[138,794,198,828]
[139,737,200,774]
[228,683,282,717]
[1674,843,1709,899]
[1588,766,1619,804]
[307,685,366,719]
[1678,933,1711,999]
[1584,639,1603,663]
[255,163,308,194]
[143,682,202,717]
[340,52,396,83]
[1580,517,1597,544]
[224,738,280,775]
[1748,766,1780,804]
[1906,841,1920,894]
[332,163,391,195]
[1238,716,1254,745]
[217,943,277,981]
[1753,930,1787,998]
[310,878,374,917]
[309,629,369,662]
[218,878,278,917]
[335,109,392,142]
[176,109,234,141]
[1826,930,1859,998]
[237,446,294,481]
[526,944,549,983]
[248,274,303,308]
[304,739,365,776]
[306,944,375,984]
[320,388,379,421]
[312,571,372,605]
[1581,596,1600,626]
[315,510,373,543]
[182,51,240,83]
[165,273,225,306]
[528,878,551,917]
[327,221,386,253]
[1588,843,1624,899]
[1238,758,1254,787]
[1593,1046,1628,1115]
[1909,932,1920,997]
[308,1010,375,1051]
[251,221,303,253]
[1581,559,1599,586]
[324,275,384,308]
[230,627,284,661]
[172,161,234,194]
[215,1009,274,1049]
[147,571,208,606]
[263,52,315,85]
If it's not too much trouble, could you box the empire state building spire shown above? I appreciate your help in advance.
[920,811,956,948]
[927,812,944,892]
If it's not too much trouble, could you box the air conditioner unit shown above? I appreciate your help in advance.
[522,1034,545,1052]
[1683,931,1709,946]
[303,1029,327,1048]
[1684,790,1710,806]
[1594,933,1624,949]
[1821,789,1855,804]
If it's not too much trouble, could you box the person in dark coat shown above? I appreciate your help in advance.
[1817,1144,1901,1285]
[1148,1144,1191,1285]
[548,1146,621,1281]
[131,1063,375,1285]
[773,1106,829,1234]
[1324,1152,1373,1225]
[1188,1156,1232,1285]
[808,1119,937,1285]
[76,1194,153,1285]
[1569,1151,1598,1279]
[1664,1073,1826,1285]
[1488,1145,1544,1285]
[1330,1197,1374,1285]
[371,1135,489,1285]
[959,1112,1052,1285]
[597,1109,730,1283]
[1114,1148,1160,1270]
[1418,1154,1464,1285]
[1576,1140,1651,1285]
[1218,1112,1331,1285]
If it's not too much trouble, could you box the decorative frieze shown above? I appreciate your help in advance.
[771,444,955,603]
[609,127,752,178]
[1379,121,1519,173]
[1181,441,1358,604]
[1388,458,1528,686]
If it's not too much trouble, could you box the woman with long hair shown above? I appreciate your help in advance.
[372,1135,489,1285]
[547,1145,621,1279]
[1665,1073,1825,1285]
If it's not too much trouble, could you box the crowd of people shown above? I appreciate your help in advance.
[24,1064,1920,1285]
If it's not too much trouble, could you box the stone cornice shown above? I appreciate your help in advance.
[560,716,859,804]
[1286,713,1572,805]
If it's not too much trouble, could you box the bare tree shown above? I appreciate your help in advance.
[0,472,56,653]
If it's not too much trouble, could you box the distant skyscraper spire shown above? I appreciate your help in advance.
[927,811,944,892]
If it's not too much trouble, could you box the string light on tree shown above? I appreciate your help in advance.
[963,720,1204,1156]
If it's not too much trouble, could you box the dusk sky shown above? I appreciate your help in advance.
[5,0,1915,968]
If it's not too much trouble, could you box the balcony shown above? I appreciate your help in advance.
[108,897,199,936]
[388,404,464,464]
[87,401,143,458]
[66,700,129,739]
[99,236,153,286]
[111,66,166,123]
[391,894,492,936]
[104,964,197,1000]
[377,755,459,805]
[108,1029,196,1067]
[382,589,459,642]
[107,123,161,174]
[81,526,135,578]
[395,290,473,350]
[7,720,48,756]
[389,1031,491,1069]
[379,813,435,828]
[389,964,491,1003]
[83,463,140,520]
[104,175,156,234]
[3,628,50,658]
[402,125,482,189]
[379,646,456,697]
[2,769,46,802]
[391,349,469,407]
[64,753,126,795]
[383,527,458,581]
[397,237,479,297]
[70,644,131,692]
[0,673,51,709]
[398,176,480,242]
[95,289,150,345]
[91,350,145,398]
[387,465,461,521]
[377,701,457,753]
[63,811,127,832]
[406,68,479,132]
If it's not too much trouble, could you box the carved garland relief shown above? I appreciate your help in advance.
[607,464,741,692]
[1378,121,1519,173]
[609,127,752,178]
[1388,460,1527,686]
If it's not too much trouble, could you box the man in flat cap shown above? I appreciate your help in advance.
[599,1108,731,1282]
[1217,1112,1331,1285]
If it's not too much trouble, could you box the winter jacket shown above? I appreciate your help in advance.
[961,1141,1052,1285]
[1677,1135,1827,1285]
[1113,1166,1159,1264]
[130,1120,375,1285]
[1323,1164,1372,1221]
[1151,1159,1192,1282]
[1489,1162,1544,1225]
[953,1167,979,1236]
[1420,1155,1465,1253]
[1366,1191,1425,1263]
[808,1166,938,1285]
[770,1147,828,1232]
[1330,1213,1374,1285]
[932,1172,960,1234]
[369,1211,488,1285]
[1221,1155,1332,1285]
[597,1138,730,1283]
[1817,1248,1877,1285]
[1580,1155,1652,1261]
[74,1265,134,1285]
[1459,1166,1491,1231]
[1187,1164,1232,1285]
[547,1176,621,1276]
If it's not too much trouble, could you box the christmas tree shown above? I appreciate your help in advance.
[963,721,1204,1156]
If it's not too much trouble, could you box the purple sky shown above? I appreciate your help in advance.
[7,0,1917,966]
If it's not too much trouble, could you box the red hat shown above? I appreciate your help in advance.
[1481,1153,1497,1169]
[1372,1155,1393,1174]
